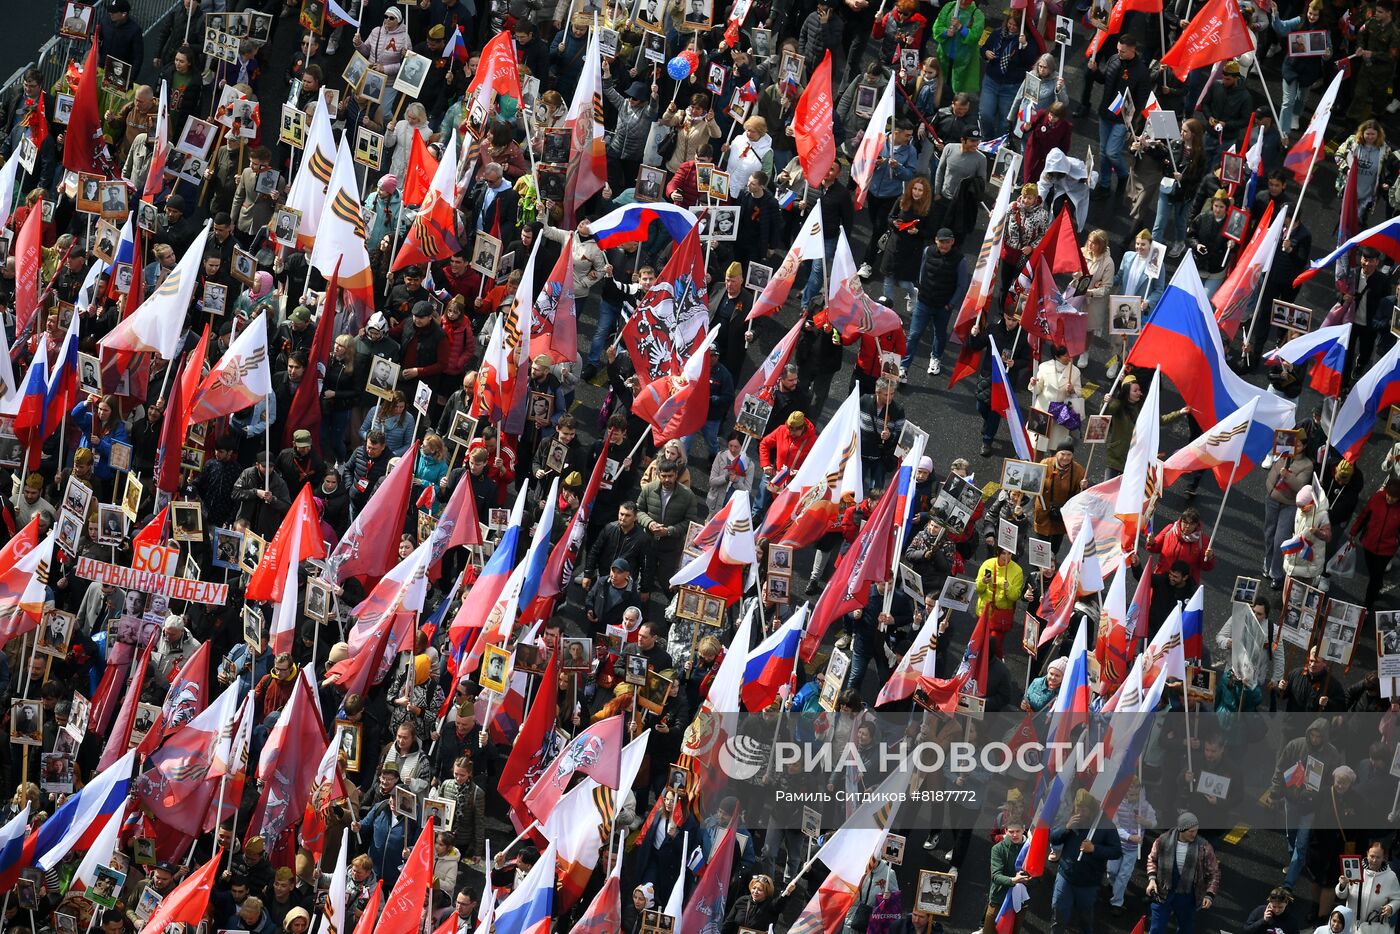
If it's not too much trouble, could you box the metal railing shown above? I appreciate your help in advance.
[0,0,184,99]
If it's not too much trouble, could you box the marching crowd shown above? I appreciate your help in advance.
[1,0,1400,932]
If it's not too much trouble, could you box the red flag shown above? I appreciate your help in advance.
[499,652,561,821]
[621,226,710,382]
[1160,0,1253,79]
[401,131,439,207]
[429,913,457,934]
[13,205,43,338]
[352,884,383,934]
[283,264,339,449]
[523,713,625,824]
[135,640,211,757]
[97,631,156,770]
[139,850,223,932]
[326,440,419,585]
[787,871,860,934]
[1087,0,1163,57]
[800,478,901,661]
[793,51,836,187]
[521,436,610,623]
[21,91,48,152]
[1020,203,1087,287]
[131,505,169,554]
[131,680,240,838]
[428,471,482,580]
[247,675,328,849]
[573,866,622,934]
[531,243,578,364]
[373,818,436,934]
[391,187,460,272]
[632,356,714,445]
[680,811,738,933]
[246,485,327,601]
[157,324,209,494]
[466,31,523,109]
[63,40,103,174]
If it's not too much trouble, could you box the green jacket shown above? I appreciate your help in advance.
[987,834,1023,907]
[932,1,986,94]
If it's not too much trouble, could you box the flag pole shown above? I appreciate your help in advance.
[263,393,272,493]
[1320,394,1339,476]
[1206,429,1248,550]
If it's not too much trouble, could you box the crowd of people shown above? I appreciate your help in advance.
[1,0,1400,932]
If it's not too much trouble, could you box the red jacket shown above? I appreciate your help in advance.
[848,330,908,377]
[1144,520,1216,582]
[1351,489,1400,557]
[759,419,816,478]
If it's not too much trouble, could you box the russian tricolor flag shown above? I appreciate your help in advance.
[1048,620,1093,755]
[0,805,32,890]
[740,606,807,711]
[34,749,136,871]
[987,331,1034,461]
[1265,323,1351,398]
[589,202,697,249]
[1295,210,1400,287]
[494,841,556,934]
[1332,341,1400,462]
[1181,585,1204,660]
[444,26,468,64]
[994,839,1031,931]
[1107,90,1127,115]
[1126,254,1296,479]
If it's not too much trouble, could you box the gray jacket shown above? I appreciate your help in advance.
[603,85,658,161]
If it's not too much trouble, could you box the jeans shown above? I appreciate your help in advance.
[588,297,622,367]
[882,277,917,312]
[977,397,1001,444]
[844,627,891,694]
[904,300,952,369]
[1050,875,1098,934]
[1106,842,1140,907]
[324,408,352,464]
[695,419,721,460]
[806,256,823,310]
[1279,80,1305,133]
[979,77,1021,140]
[1096,121,1130,189]
[1152,191,1188,244]
[1283,810,1314,888]
[863,457,889,494]
[1149,893,1197,934]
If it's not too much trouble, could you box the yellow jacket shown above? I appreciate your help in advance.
[974,557,1024,615]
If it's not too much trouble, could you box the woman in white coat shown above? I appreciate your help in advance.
[384,103,434,182]
[1334,841,1399,934]
[1028,344,1083,453]
[724,116,775,197]
[1282,484,1331,584]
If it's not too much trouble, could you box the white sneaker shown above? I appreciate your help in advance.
[1388,98,1400,114]
[898,366,908,382]
[835,634,851,650]
[927,358,942,375]
[947,866,959,878]
[905,294,914,314]
[944,850,954,862]
[326,36,339,55]
[1106,358,1120,380]
[858,263,874,279]
[923,838,936,851]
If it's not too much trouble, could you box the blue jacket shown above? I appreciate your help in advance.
[365,799,417,889]
[867,141,919,200]
[70,402,131,480]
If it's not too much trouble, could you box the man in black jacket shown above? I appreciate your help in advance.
[907,228,970,377]
[968,305,1032,457]
[585,559,640,631]
[581,502,651,595]
[735,172,780,267]
[1049,792,1123,934]
[1091,35,1151,201]
[97,0,144,71]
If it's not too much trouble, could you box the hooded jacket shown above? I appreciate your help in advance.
[1310,906,1355,934]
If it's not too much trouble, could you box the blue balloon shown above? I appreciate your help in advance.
[667,55,691,80]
